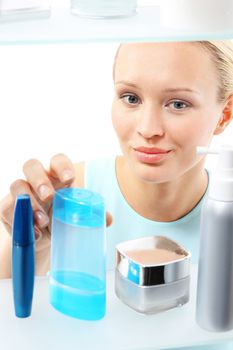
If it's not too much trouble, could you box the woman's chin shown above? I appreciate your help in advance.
[133,164,172,184]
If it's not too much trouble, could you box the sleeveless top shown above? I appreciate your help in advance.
[84,155,208,271]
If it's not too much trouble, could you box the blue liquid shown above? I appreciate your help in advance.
[50,271,106,320]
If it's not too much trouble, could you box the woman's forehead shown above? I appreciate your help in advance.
[115,42,216,82]
[116,42,209,67]
[114,42,219,99]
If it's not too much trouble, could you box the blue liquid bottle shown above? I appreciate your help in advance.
[50,188,106,320]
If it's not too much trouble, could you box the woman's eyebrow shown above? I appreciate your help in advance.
[162,88,201,95]
[115,81,138,88]
[115,82,201,95]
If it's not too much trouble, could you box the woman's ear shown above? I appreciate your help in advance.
[214,94,233,135]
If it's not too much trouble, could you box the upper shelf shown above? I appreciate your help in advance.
[0,4,233,45]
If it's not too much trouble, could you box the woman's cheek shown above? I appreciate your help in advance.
[112,108,135,142]
[167,116,214,148]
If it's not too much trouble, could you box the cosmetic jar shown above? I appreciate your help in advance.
[115,236,191,314]
[70,0,137,19]
[160,0,233,31]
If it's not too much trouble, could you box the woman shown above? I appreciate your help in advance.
[1,39,233,350]
[0,41,233,266]
[0,40,233,277]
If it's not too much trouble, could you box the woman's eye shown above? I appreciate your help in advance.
[120,94,140,105]
[167,100,190,110]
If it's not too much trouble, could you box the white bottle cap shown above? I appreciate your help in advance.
[197,145,233,201]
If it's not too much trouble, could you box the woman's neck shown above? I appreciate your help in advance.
[116,155,208,222]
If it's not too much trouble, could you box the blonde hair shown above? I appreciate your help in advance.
[113,40,233,103]
[195,40,233,102]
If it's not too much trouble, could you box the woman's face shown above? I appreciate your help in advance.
[112,42,225,183]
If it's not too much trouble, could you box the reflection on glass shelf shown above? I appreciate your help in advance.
[0,4,232,45]
[0,0,51,23]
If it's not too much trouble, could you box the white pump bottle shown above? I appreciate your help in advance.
[196,145,233,331]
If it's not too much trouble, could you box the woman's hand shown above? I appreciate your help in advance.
[0,153,112,241]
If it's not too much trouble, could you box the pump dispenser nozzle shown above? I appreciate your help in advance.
[197,145,233,201]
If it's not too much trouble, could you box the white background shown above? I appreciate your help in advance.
[0,43,120,198]
[0,41,233,198]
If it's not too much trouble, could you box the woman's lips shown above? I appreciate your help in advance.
[133,147,172,164]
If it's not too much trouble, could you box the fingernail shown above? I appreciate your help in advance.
[34,210,50,228]
[38,185,52,200]
[61,169,74,182]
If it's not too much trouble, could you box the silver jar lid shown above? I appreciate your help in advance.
[116,236,191,286]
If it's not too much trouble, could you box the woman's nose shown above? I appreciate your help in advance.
[136,105,165,139]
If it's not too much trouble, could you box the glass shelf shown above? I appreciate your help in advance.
[1,267,233,349]
[0,4,233,45]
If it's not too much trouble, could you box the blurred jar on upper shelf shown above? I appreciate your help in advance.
[70,0,138,19]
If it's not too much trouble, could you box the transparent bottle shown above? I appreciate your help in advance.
[50,188,106,320]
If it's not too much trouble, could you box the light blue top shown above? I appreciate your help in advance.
[84,155,233,350]
[85,156,207,270]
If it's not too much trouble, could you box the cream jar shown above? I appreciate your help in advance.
[115,236,191,314]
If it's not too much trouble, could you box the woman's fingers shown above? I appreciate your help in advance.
[10,179,50,230]
[23,159,54,202]
[23,155,75,204]
[49,153,75,186]
[1,155,112,243]
[0,182,48,240]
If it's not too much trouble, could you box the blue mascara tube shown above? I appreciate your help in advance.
[12,194,35,318]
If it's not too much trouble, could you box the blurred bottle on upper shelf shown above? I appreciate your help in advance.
[70,0,138,19]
